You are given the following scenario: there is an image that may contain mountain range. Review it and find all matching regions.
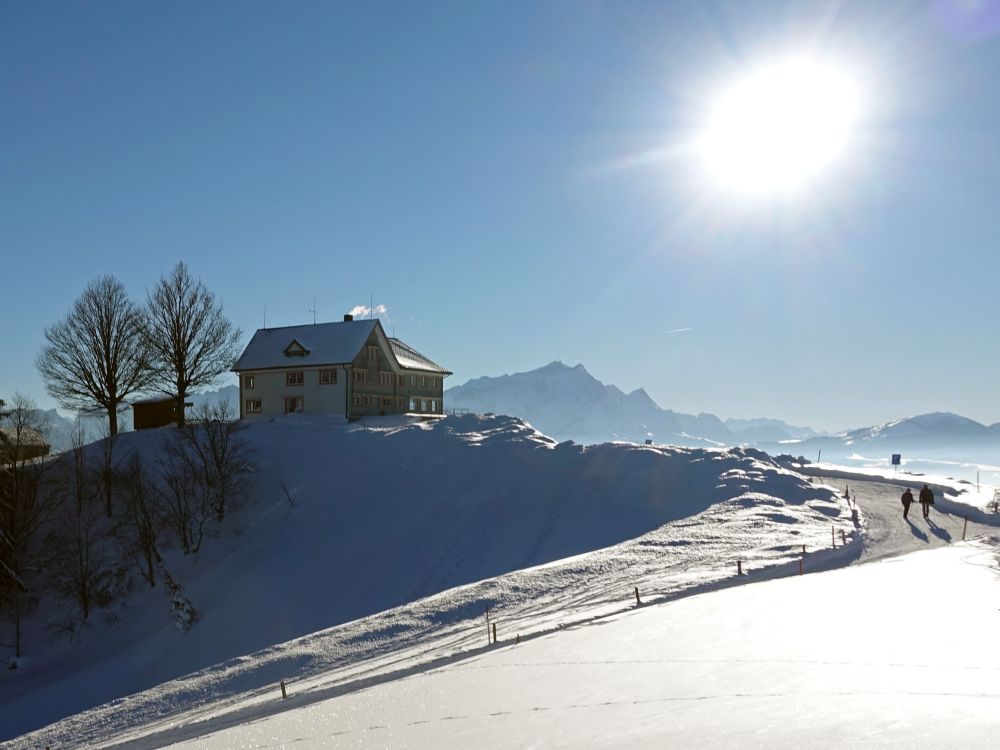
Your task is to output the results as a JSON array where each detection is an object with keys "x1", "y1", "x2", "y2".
[
  {"x1": 444, "y1": 361, "x2": 819, "y2": 446},
  {"x1": 445, "y1": 362, "x2": 1000, "y2": 458}
]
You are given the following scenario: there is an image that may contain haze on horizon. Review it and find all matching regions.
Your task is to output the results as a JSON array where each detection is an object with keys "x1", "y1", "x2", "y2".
[{"x1": 3, "y1": 1, "x2": 1000, "y2": 434}]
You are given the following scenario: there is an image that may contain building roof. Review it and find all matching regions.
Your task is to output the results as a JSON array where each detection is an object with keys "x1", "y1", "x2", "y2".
[
  {"x1": 232, "y1": 319, "x2": 451, "y2": 376},
  {"x1": 233, "y1": 319, "x2": 381, "y2": 371},
  {"x1": 390, "y1": 338, "x2": 452, "y2": 374}
]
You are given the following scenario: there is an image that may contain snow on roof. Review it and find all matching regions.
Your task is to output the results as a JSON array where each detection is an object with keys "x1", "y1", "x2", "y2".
[
  {"x1": 233, "y1": 319, "x2": 379, "y2": 371},
  {"x1": 389, "y1": 337, "x2": 451, "y2": 374},
  {"x1": 131, "y1": 395, "x2": 175, "y2": 405}
]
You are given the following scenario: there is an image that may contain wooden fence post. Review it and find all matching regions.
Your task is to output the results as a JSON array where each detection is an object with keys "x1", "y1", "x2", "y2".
[
  {"x1": 492, "y1": 622, "x2": 497, "y2": 644},
  {"x1": 737, "y1": 560, "x2": 742, "y2": 576},
  {"x1": 634, "y1": 586, "x2": 641, "y2": 605},
  {"x1": 485, "y1": 606, "x2": 491, "y2": 646},
  {"x1": 280, "y1": 680, "x2": 287, "y2": 700},
  {"x1": 832, "y1": 525, "x2": 835, "y2": 548},
  {"x1": 963, "y1": 517, "x2": 968, "y2": 541},
  {"x1": 840, "y1": 529, "x2": 846, "y2": 545}
]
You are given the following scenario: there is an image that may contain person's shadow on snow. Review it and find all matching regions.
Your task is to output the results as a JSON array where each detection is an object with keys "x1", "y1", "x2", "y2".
[
  {"x1": 906, "y1": 519, "x2": 929, "y2": 542},
  {"x1": 927, "y1": 518, "x2": 952, "y2": 543}
]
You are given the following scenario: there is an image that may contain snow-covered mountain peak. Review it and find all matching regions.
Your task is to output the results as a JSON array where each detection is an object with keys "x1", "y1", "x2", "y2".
[
  {"x1": 445, "y1": 363, "x2": 790, "y2": 446},
  {"x1": 626, "y1": 387, "x2": 659, "y2": 409}
]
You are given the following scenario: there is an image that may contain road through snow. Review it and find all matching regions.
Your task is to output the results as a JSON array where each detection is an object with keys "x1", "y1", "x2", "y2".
[{"x1": 815, "y1": 475, "x2": 999, "y2": 563}]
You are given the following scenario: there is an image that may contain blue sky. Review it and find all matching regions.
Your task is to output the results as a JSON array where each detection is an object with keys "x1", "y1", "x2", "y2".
[{"x1": 2, "y1": 1, "x2": 999, "y2": 432}]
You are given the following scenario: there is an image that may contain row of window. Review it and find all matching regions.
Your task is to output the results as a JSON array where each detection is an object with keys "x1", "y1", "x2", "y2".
[
  {"x1": 352, "y1": 395, "x2": 404, "y2": 409},
  {"x1": 245, "y1": 397, "x2": 441, "y2": 414},
  {"x1": 244, "y1": 371, "x2": 442, "y2": 389}
]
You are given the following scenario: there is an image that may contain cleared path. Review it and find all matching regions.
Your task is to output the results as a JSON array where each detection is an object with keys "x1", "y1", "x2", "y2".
[{"x1": 813, "y1": 475, "x2": 999, "y2": 563}]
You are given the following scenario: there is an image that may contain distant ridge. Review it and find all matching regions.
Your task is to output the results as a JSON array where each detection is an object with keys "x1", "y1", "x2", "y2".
[
  {"x1": 445, "y1": 362, "x2": 1000, "y2": 459},
  {"x1": 445, "y1": 361, "x2": 813, "y2": 446}
]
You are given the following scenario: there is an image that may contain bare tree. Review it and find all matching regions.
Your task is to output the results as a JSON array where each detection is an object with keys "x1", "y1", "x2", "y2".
[
  {"x1": 0, "y1": 395, "x2": 56, "y2": 660},
  {"x1": 47, "y1": 421, "x2": 113, "y2": 621},
  {"x1": 157, "y1": 432, "x2": 208, "y2": 554},
  {"x1": 154, "y1": 402, "x2": 251, "y2": 552},
  {"x1": 120, "y1": 456, "x2": 161, "y2": 588},
  {"x1": 35, "y1": 276, "x2": 150, "y2": 437},
  {"x1": 96, "y1": 420, "x2": 124, "y2": 518},
  {"x1": 144, "y1": 262, "x2": 242, "y2": 427},
  {"x1": 188, "y1": 402, "x2": 251, "y2": 522}
]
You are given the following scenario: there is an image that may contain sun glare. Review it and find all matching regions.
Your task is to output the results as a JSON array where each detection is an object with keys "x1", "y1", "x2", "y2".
[{"x1": 700, "y1": 58, "x2": 860, "y2": 195}]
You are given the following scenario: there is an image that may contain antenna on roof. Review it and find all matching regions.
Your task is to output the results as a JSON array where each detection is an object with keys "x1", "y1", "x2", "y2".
[
  {"x1": 369, "y1": 292, "x2": 374, "y2": 319},
  {"x1": 263, "y1": 305, "x2": 267, "y2": 329},
  {"x1": 309, "y1": 295, "x2": 316, "y2": 325}
]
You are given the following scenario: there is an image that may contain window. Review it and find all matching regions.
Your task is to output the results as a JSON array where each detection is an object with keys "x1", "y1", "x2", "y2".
[
  {"x1": 320, "y1": 369, "x2": 337, "y2": 385},
  {"x1": 431, "y1": 399, "x2": 437, "y2": 412},
  {"x1": 244, "y1": 375, "x2": 255, "y2": 390},
  {"x1": 381, "y1": 397, "x2": 392, "y2": 408},
  {"x1": 353, "y1": 369, "x2": 368, "y2": 384},
  {"x1": 410, "y1": 374, "x2": 416, "y2": 386},
  {"x1": 284, "y1": 396, "x2": 304, "y2": 414},
  {"x1": 286, "y1": 371, "x2": 304, "y2": 386},
  {"x1": 397, "y1": 374, "x2": 405, "y2": 387},
  {"x1": 367, "y1": 346, "x2": 378, "y2": 363},
  {"x1": 378, "y1": 371, "x2": 392, "y2": 386},
  {"x1": 409, "y1": 397, "x2": 417, "y2": 411},
  {"x1": 423, "y1": 399, "x2": 430, "y2": 412},
  {"x1": 284, "y1": 340, "x2": 310, "y2": 357},
  {"x1": 245, "y1": 399, "x2": 262, "y2": 414},
  {"x1": 422, "y1": 375, "x2": 427, "y2": 387},
  {"x1": 396, "y1": 397, "x2": 404, "y2": 409},
  {"x1": 352, "y1": 394, "x2": 362, "y2": 407}
]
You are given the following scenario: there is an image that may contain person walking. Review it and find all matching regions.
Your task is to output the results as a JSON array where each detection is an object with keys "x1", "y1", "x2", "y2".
[
  {"x1": 901, "y1": 488, "x2": 914, "y2": 520},
  {"x1": 919, "y1": 483, "x2": 934, "y2": 519}
]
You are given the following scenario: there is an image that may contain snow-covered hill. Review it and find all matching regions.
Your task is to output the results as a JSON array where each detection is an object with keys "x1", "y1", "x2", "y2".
[
  {"x1": 2, "y1": 413, "x2": 852, "y2": 742},
  {"x1": 444, "y1": 361, "x2": 812, "y2": 446},
  {"x1": 842, "y1": 411, "x2": 997, "y2": 445},
  {"x1": 160, "y1": 540, "x2": 1000, "y2": 750}
]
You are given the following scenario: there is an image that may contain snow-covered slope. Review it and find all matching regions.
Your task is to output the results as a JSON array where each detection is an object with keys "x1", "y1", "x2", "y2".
[
  {"x1": 158, "y1": 539, "x2": 1000, "y2": 750},
  {"x1": 843, "y1": 411, "x2": 995, "y2": 445},
  {"x1": 445, "y1": 361, "x2": 811, "y2": 446},
  {"x1": 2, "y1": 413, "x2": 851, "y2": 742}
]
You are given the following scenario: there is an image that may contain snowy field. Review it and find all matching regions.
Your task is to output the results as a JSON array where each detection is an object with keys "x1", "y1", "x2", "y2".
[
  {"x1": 160, "y1": 538, "x2": 1000, "y2": 750},
  {"x1": 2, "y1": 414, "x2": 860, "y2": 746}
]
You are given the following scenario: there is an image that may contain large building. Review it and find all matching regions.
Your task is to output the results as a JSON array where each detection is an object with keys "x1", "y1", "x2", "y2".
[{"x1": 232, "y1": 316, "x2": 451, "y2": 420}]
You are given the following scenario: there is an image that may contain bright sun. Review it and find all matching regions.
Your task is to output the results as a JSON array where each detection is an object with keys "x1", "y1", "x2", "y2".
[{"x1": 700, "y1": 58, "x2": 860, "y2": 195}]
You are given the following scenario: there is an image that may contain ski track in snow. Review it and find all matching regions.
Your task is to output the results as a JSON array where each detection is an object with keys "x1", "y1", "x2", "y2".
[{"x1": 3, "y1": 415, "x2": 998, "y2": 749}]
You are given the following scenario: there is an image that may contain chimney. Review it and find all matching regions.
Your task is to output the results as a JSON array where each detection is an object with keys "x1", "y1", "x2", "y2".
[{"x1": 343, "y1": 313, "x2": 354, "y2": 322}]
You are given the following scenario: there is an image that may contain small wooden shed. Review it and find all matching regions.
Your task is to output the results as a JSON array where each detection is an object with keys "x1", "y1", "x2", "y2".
[{"x1": 132, "y1": 397, "x2": 179, "y2": 430}]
